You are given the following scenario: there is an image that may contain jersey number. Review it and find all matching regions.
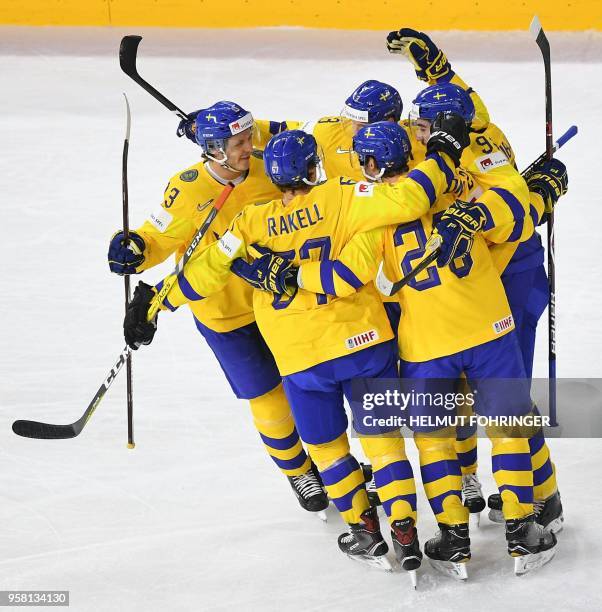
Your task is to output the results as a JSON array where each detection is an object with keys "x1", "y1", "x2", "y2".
[
  {"x1": 272, "y1": 237, "x2": 331, "y2": 310},
  {"x1": 393, "y1": 217, "x2": 473, "y2": 291}
]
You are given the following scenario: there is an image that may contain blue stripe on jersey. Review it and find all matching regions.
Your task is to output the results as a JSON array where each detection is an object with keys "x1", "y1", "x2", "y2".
[
  {"x1": 330, "y1": 482, "x2": 366, "y2": 513},
  {"x1": 533, "y1": 459, "x2": 554, "y2": 486},
  {"x1": 490, "y1": 187, "x2": 525, "y2": 221},
  {"x1": 320, "y1": 455, "x2": 359, "y2": 487},
  {"x1": 163, "y1": 295, "x2": 178, "y2": 312},
  {"x1": 269, "y1": 120, "x2": 286, "y2": 135},
  {"x1": 529, "y1": 204, "x2": 540, "y2": 226},
  {"x1": 382, "y1": 493, "x2": 417, "y2": 516},
  {"x1": 407, "y1": 169, "x2": 436, "y2": 206},
  {"x1": 508, "y1": 217, "x2": 525, "y2": 242},
  {"x1": 333, "y1": 261, "x2": 364, "y2": 289},
  {"x1": 272, "y1": 449, "x2": 309, "y2": 471},
  {"x1": 499, "y1": 484, "x2": 533, "y2": 503},
  {"x1": 373, "y1": 461, "x2": 414, "y2": 488},
  {"x1": 259, "y1": 429, "x2": 300, "y2": 451},
  {"x1": 319, "y1": 260, "x2": 336, "y2": 295},
  {"x1": 428, "y1": 489, "x2": 462, "y2": 515},
  {"x1": 426, "y1": 153, "x2": 455, "y2": 190},
  {"x1": 178, "y1": 273, "x2": 204, "y2": 301},
  {"x1": 492, "y1": 452, "x2": 532, "y2": 473},
  {"x1": 420, "y1": 459, "x2": 461, "y2": 484}
]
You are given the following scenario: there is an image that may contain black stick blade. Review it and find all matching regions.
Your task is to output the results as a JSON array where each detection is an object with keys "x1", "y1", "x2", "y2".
[
  {"x1": 119, "y1": 35, "x2": 142, "y2": 77},
  {"x1": 12, "y1": 419, "x2": 79, "y2": 440}
]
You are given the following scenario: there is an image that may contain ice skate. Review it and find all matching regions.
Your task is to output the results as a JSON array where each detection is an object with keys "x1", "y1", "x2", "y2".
[
  {"x1": 425, "y1": 523, "x2": 470, "y2": 581},
  {"x1": 506, "y1": 514, "x2": 557, "y2": 575},
  {"x1": 338, "y1": 507, "x2": 392, "y2": 571},
  {"x1": 391, "y1": 517, "x2": 422, "y2": 588},
  {"x1": 534, "y1": 491, "x2": 564, "y2": 534},
  {"x1": 462, "y1": 473, "x2": 485, "y2": 526},
  {"x1": 288, "y1": 465, "x2": 329, "y2": 520},
  {"x1": 487, "y1": 493, "x2": 505, "y2": 524}
]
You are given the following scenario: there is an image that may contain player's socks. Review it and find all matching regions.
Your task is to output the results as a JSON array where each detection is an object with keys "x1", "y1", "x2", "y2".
[
  {"x1": 359, "y1": 433, "x2": 417, "y2": 525},
  {"x1": 249, "y1": 384, "x2": 311, "y2": 477},
  {"x1": 338, "y1": 507, "x2": 392, "y2": 571},
  {"x1": 414, "y1": 430, "x2": 467, "y2": 525},
  {"x1": 529, "y1": 428, "x2": 558, "y2": 500},
  {"x1": 454, "y1": 433, "x2": 478, "y2": 475},
  {"x1": 489, "y1": 436, "x2": 534, "y2": 519},
  {"x1": 424, "y1": 523, "x2": 470, "y2": 581},
  {"x1": 506, "y1": 514, "x2": 557, "y2": 575}
]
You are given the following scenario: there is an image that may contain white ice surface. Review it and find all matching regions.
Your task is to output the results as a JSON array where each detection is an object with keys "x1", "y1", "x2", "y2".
[{"x1": 1, "y1": 26, "x2": 601, "y2": 612}]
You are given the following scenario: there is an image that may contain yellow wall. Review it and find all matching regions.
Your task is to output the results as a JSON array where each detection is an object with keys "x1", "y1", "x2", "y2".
[{"x1": 1, "y1": 0, "x2": 600, "y2": 30}]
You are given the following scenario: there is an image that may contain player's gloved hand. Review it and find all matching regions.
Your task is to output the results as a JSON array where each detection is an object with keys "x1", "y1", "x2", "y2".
[
  {"x1": 108, "y1": 231, "x2": 146, "y2": 275},
  {"x1": 426, "y1": 111, "x2": 470, "y2": 167},
  {"x1": 432, "y1": 199, "x2": 486, "y2": 267},
  {"x1": 176, "y1": 109, "x2": 201, "y2": 143},
  {"x1": 124, "y1": 281, "x2": 158, "y2": 350},
  {"x1": 386, "y1": 28, "x2": 451, "y2": 82},
  {"x1": 526, "y1": 158, "x2": 568, "y2": 213},
  {"x1": 232, "y1": 252, "x2": 298, "y2": 296}
]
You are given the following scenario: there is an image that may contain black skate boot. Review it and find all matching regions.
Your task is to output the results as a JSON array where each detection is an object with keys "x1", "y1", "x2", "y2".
[
  {"x1": 506, "y1": 514, "x2": 557, "y2": 575},
  {"x1": 288, "y1": 466, "x2": 329, "y2": 520},
  {"x1": 534, "y1": 491, "x2": 564, "y2": 534},
  {"x1": 360, "y1": 463, "x2": 381, "y2": 507},
  {"x1": 424, "y1": 523, "x2": 470, "y2": 581},
  {"x1": 391, "y1": 517, "x2": 422, "y2": 588},
  {"x1": 487, "y1": 493, "x2": 504, "y2": 524},
  {"x1": 338, "y1": 507, "x2": 392, "y2": 571},
  {"x1": 462, "y1": 473, "x2": 486, "y2": 526},
  {"x1": 490, "y1": 491, "x2": 564, "y2": 534}
]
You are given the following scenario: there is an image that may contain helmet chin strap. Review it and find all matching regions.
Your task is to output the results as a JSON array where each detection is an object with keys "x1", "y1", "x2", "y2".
[
  {"x1": 361, "y1": 165, "x2": 385, "y2": 182},
  {"x1": 302, "y1": 160, "x2": 327, "y2": 187}
]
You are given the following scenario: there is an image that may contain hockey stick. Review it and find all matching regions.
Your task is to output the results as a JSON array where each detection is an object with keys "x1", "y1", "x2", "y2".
[
  {"x1": 119, "y1": 35, "x2": 189, "y2": 121},
  {"x1": 383, "y1": 125, "x2": 578, "y2": 297},
  {"x1": 12, "y1": 183, "x2": 235, "y2": 440},
  {"x1": 122, "y1": 93, "x2": 135, "y2": 450},
  {"x1": 530, "y1": 15, "x2": 558, "y2": 426}
]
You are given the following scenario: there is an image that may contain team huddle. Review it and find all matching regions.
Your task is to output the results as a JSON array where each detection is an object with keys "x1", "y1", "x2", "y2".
[{"x1": 108, "y1": 28, "x2": 568, "y2": 584}]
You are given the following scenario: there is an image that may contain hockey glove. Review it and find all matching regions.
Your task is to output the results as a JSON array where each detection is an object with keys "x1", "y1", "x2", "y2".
[
  {"x1": 124, "y1": 281, "x2": 158, "y2": 350},
  {"x1": 176, "y1": 109, "x2": 201, "y2": 143},
  {"x1": 432, "y1": 199, "x2": 486, "y2": 267},
  {"x1": 108, "y1": 231, "x2": 146, "y2": 275},
  {"x1": 526, "y1": 158, "x2": 568, "y2": 214},
  {"x1": 386, "y1": 28, "x2": 451, "y2": 82},
  {"x1": 232, "y1": 252, "x2": 298, "y2": 296},
  {"x1": 426, "y1": 111, "x2": 470, "y2": 167}
]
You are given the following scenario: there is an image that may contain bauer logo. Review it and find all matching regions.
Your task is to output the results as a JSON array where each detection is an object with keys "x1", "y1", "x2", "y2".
[
  {"x1": 355, "y1": 182, "x2": 374, "y2": 197},
  {"x1": 345, "y1": 329, "x2": 379, "y2": 350},
  {"x1": 229, "y1": 112, "x2": 254, "y2": 135},
  {"x1": 493, "y1": 314, "x2": 514, "y2": 334},
  {"x1": 476, "y1": 151, "x2": 508, "y2": 173},
  {"x1": 148, "y1": 208, "x2": 173, "y2": 233}
]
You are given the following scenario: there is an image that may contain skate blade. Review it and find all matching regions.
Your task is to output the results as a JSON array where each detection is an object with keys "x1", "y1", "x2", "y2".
[
  {"x1": 513, "y1": 548, "x2": 556, "y2": 575},
  {"x1": 408, "y1": 569, "x2": 418, "y2": 589},
  {"x1": 545, "y1": 515, "x2": 564, "y2": 535},
  {"x1": 488, "y1": 509, "x2": 505, "y2": 524},
  {"x1": 346, "y1": 553, "x2": 393, "y2": 572},
  {"x1": 316, "y1": 510, "x2": 328, "y2": 522},
  {"x1": 470, "y1": 512, "x2": 481, "y2": 528},
  {"x1": 428, "y1": 558, "x2": 468, "y2": 581}
]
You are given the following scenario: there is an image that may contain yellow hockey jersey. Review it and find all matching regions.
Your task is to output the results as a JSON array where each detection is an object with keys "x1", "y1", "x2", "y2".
[
  {"x1": 297, "y1": 184, "x2": 518, "y2": 362},
  {"x1": 134, "y1": 140, "x2": 281, "y2": 332},
  {"x1": 160, "y1": 153, "x2": 457, "y2": 375}
]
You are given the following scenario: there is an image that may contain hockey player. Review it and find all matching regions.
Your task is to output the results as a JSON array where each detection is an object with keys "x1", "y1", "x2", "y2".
[
  {"x1": 386, "y1": 27, "x2": 564, "y2": 530},
  {"x1": 249, "y1": 121, "x2": 565, "y2": 578},
  {"x1": 120, "y1": 117, "x2": 470, "y2": 577},
  {"x1": 107, "y1": 101, "x2": 329, "y2": 516}
]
